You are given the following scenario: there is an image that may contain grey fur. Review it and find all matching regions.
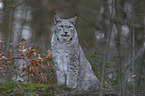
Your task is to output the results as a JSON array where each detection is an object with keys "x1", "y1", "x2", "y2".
[{"x1": 51, "y1": 15, "x2": 100, "y2": 90}]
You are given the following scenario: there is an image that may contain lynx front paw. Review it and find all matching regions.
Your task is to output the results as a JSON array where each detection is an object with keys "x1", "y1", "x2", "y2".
[
  {"x1": 66, "y1": 77, "x2": 77, "y2": 89},
  {"x1": 56, "y1": 71, "x2": 65, "y2": 85}
]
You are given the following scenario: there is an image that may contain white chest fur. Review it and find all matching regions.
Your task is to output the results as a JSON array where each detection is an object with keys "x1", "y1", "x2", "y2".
[{"x1": 53, "y1": 49, "x2": 69, "y2": 75}]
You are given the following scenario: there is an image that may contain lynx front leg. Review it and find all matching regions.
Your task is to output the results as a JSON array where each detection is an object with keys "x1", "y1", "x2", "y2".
[
  {"x1": 66, "y1": 66, "x2": 78, "y2": 88},
  {"x1": 52, "y1": 52, "x2": 66, "y2": 85},
  {"x1": 66, "y1": 56, "x2": 79, "y2": 88}
]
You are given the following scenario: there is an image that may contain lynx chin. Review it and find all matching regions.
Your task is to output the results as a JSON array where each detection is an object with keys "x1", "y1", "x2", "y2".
[{"x1": 51, "y1": 15, "x2": 100, "y2": 90}]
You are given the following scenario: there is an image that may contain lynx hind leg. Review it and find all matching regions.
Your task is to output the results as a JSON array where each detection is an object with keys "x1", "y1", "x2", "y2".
[
  {"x1": 56, "y1": 70, "x2": 65, "y2": 85},
  {"x1": 82, "y1": 73, "x2": 100, "y2": 90}
]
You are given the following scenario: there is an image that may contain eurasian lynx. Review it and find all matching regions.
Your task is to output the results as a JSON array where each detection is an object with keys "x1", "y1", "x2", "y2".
[{"x1": 51, "y1": 15, "x2": 100, "y2": 90}]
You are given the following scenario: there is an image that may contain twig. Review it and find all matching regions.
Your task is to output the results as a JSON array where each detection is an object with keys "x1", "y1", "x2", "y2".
[
  {"x1": 99, "y1": 0, "x2": 114, "y2": 96},
  {"x1": 7, "y1": 4, "x2": 13, "y2": 51},
  {"x1": 18, "y1": 0, "x2": 28, "y2": 42},
  {"x1": 132, "y1": 6, "x2": 136, "y2": 96}
]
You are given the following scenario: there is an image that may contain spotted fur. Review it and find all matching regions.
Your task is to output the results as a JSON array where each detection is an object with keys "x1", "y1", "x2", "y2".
[{"x1": 51, "y1": 15, "x2": 100, "y2": 90}]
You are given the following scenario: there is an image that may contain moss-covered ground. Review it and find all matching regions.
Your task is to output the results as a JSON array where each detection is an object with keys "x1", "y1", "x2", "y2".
[
  {"x1": 0, "y1": 82, "x2": 59, "y2": 96},
  {"x1": 0, "y1": 82, "x2": 85, "y2": 96},
  {"x1": 1, "y1": 82, "x2": 144, "y2": 96}
]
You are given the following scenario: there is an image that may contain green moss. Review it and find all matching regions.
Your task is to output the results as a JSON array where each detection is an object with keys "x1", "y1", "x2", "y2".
[
  {"x1": 0, "y1": 82, "x2": 15, "y2": 93},
  {"x1": 0, "y1": 82, "x2": 87, "y2": 96},
  {"x1": 22, "y1": 83, "x2": 51, "y2": 91},
  {"x1": 0, "y1": 82, "x2": 57, "y2": 95}
]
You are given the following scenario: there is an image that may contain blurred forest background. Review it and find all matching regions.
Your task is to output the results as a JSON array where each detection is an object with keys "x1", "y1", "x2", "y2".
[{"x1": 0, "y1": 0, "x2": 145, "y2": 95}]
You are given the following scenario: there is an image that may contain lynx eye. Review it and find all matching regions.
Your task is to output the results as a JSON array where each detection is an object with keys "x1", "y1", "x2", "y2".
[
  {"x1": 68, "y1": 26, "x2": 72, "y2": 28},
  {"x1": 58, "y1": 26, "x2": 63, "y2": 30},
  {"x1": 60, "y1": 25, "x2": 64, "y2": 28}
]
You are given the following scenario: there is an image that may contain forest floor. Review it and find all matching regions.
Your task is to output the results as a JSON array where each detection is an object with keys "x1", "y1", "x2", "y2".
[
  {"x1": 57, "y1": 89, "x2": 145, "y2": 96},
  {"x1": 0, "y1": 82, "x2": 145, "y2": 96}
]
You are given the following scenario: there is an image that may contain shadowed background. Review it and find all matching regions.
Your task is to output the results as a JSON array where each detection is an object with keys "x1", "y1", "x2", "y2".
[{"x1": 0, "y1": 0, "x2": 145, "y2": 95}]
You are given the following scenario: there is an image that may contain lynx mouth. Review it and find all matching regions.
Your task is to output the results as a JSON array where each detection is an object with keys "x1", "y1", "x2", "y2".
[{"x1": 61, "y1": 34, "x2": 69, "y2": 37}]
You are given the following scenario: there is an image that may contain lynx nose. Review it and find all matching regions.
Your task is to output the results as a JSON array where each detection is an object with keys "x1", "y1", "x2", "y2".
[{"x1": 64, "y1": 32, "x2": 68, "y2": 35}]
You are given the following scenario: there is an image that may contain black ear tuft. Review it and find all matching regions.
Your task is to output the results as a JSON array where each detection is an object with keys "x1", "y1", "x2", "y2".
[{"x1": 54, "y1": 15, "x2": 61, "y2": 24}]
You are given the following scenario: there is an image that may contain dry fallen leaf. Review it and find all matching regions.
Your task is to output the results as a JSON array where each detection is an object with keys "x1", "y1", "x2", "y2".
[
  {"x1": 9, "y1": 5, "x2": 16, "y2": 8},
  {"x1": 21, "y1": 39, "x2": 26, "y2": 42},
  {"x1": 131, "y1": 75, "x2": 136, "y2": 79}
]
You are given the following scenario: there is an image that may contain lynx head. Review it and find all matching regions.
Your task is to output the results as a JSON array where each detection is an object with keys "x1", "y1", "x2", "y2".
[{"x1": 53, "y1": 15, "x2": 77, "y2": 42}]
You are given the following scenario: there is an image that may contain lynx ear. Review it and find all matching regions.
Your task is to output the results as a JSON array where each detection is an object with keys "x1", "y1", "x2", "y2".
[
  {"x1": 54, "y1": 15, "x2": 61, "y2": 24},
  {"x1": 69, "y1": 16, "x2": 77, "y2": 25}
]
